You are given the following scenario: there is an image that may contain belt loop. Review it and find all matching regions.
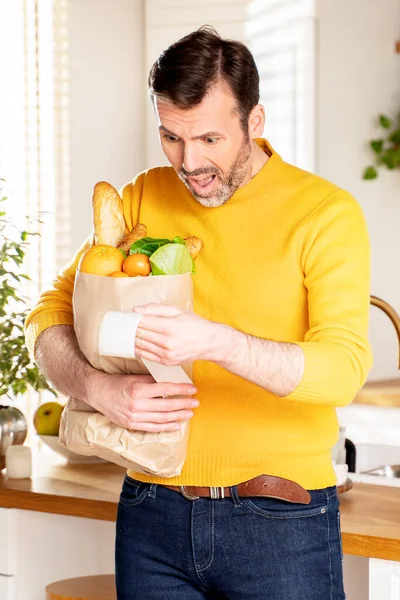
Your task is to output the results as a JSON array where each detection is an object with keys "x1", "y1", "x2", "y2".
[
  {"x1": 230, "y1": 485, "x2": 242, "y2": 508},
  {"x1": 147, "y1": 484, "x2": 157, "y2": 499}
]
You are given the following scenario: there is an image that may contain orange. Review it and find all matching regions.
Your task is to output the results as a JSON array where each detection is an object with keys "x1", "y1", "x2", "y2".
[
  {"x1": 122, "y1": 254, "x2": 151, "y2": 277},
  {"x1": 109, "y1": 271, "x2": 130, "y2": 278},
  {"x1": 78, "y1": 245, "x2": 125, "y2": 276}
]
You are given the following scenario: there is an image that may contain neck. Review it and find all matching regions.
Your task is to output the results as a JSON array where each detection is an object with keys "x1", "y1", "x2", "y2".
[
  {"x1": 251, "y1": 139, "x2": 269, "y2": 177},
  {"x1": 240, "y1": 139, "x2": 269, "y2": 188}
]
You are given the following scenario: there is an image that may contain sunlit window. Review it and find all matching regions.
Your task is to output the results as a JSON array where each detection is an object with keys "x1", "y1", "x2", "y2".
[{"x1": 0, "y1": 0, "x2": 70, "y2": 441}]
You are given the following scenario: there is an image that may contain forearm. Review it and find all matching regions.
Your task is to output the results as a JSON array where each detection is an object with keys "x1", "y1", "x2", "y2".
[
  {"x1": 214, "y1": 325, "x2": 304, "y2": 397},
  {"x1": 34, "y1": 324, "x2": 97, "y2": 401}
]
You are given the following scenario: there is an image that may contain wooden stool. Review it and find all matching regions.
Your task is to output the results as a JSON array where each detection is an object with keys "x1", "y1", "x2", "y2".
[{"x1": 45, "y1": 574, "x2": 116, "y2": 600}]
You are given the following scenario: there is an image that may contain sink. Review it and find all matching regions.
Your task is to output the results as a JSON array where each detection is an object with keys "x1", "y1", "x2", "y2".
[
  {"x1": 355, "y1": 443, "x2": 400, "y2": 473},
  {"x1": 361, "y1": 464, "x2": 400, "y2": 478}
]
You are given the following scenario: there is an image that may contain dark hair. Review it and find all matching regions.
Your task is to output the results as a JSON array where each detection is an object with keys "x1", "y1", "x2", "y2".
[{"x1": 148, "y1": 25, "x2": 260, "y2": 131}]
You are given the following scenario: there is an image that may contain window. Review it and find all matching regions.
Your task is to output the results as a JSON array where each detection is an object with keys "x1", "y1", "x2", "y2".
[{"x1": 0, "y1": 0, "x2": 70, "y2": 441}]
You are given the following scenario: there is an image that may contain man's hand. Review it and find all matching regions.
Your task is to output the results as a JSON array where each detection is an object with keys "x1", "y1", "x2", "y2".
[
  {"x1": 132, "y1": 303, "x2": 304, "y2": 398},
  {"x1": 85, "y1": 370, "x2": 199, "y2": 432},
  {"x1": 134, "y1": 304, "x2": 227, "y2": 365}
]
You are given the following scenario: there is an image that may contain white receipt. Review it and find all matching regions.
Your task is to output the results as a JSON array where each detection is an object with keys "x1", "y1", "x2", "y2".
[
  {"x1": 98, "y1": 311, "x2": 193, "y2": 384},
  {"x1": 98, "y1": 311, "x2": 141, "y2": 359}
]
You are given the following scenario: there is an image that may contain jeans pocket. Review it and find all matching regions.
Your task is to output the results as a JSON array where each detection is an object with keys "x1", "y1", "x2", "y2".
[
  {"x1": 119, "y1": 475, "x2": 152, "y2": 507},
  {"x1": 242, "y1": 496, "x2": 328, "y2": 519}
]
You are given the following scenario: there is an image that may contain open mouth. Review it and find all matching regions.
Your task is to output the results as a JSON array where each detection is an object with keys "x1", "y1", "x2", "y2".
[{"x1": 187, "y1": 174, "x2": 218, "y2": 195}]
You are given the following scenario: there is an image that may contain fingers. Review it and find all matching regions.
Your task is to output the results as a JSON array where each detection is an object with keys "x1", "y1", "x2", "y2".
[
  {"x1": 129, "y1": 374, "x2": 155, "y2": 384},
  {"x1": 133, "y1": 382, "x2": 197, "y2": 398},
  {"x1": 129, "y1": 409, "x2": 194, "y2": 424},
  {"x1": 131, "y1": 396, "x2": 199, "y2": 412},
  {"x1": 133, "y1": 303, "x2": 181, "y2": 317}
]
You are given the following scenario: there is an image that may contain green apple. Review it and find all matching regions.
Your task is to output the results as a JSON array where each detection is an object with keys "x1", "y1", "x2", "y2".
[{"x1": 33, "y1": 402, "x2": 64, "y2": 436}]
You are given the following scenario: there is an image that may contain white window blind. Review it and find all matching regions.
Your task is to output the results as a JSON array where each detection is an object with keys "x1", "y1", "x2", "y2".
[{"x1": 0, "y1": 0, "x2": 70, "y2": 433}]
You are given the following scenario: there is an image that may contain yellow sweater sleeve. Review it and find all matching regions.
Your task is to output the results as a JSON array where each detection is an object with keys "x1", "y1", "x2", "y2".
[
  {"x1": 24, "y1": 173, "x2": 146, "y2": 359},
  {"x1": 24, "y1": 234, "x2": 93, "y2": 358},
  {"x1": 286, "y1": 191, "x2": 373, "y2": 407}
]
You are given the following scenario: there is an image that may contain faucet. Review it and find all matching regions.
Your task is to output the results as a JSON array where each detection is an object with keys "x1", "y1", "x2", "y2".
[{"x1": 370, "y1": 295, "x2": 400, "y2": 368}]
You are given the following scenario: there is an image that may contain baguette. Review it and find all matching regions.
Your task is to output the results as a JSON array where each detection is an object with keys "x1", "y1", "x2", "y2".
[
  {"x1": 92, "y1": 181, "x2": 125, "y2": 247},
  {"x1": 117, "y1": 224, "x2": 148, "y2": 253}
]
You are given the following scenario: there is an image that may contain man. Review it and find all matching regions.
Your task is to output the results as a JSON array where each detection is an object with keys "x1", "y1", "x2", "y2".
[{"x1": 25, "y1": 26, "x2": 372, "y2": 599}]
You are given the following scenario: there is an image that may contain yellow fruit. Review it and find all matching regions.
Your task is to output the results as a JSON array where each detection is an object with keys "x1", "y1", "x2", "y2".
[
  {"x1": 78, "y1": 245, "x2": 124, "y2": 276},
  {"x1": 33, "y1": 402, "x2": 64, "y2": 436},
  {"x1": 122, "y1": 254, "x2": 151, "y2": 277},
  {"x1": 109, "y1": 271, "x2": 130, "y2": 278}
]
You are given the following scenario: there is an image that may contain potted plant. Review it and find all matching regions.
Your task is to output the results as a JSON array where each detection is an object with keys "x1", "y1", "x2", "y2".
[
  {"x1": 363, "y1": 113, "x2": 400, "y2": 179},
  {"x1": 0, "y1": 180, "x2": 56, "y2": 469}
]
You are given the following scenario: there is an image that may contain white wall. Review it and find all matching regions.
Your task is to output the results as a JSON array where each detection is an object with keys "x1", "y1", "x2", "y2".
[
  {"x1": 66, "y1": 0, "x2": 400, "y2": 382},
  {"x1": 316, "y1": 0, "x2": 400, "y2": 381},
  {"x1": 68, "y1": 0, "x2": 145, "y2": 251}
]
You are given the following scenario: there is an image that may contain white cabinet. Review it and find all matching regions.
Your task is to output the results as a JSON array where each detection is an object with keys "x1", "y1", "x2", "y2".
[
  {"x1": 0, "y1": 508, "x2": 115, "y2": 600},
  {"x1": 0, "y1": 508, "x2": 17, "y2": 575},
  {"x1": 369, "y1": 559, "x2": 400, "y2": 600}
]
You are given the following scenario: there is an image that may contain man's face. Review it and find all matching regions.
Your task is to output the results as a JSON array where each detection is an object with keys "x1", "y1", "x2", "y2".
[{"x1": 155, "y1": 81, "x2": 253, "y2": 207}]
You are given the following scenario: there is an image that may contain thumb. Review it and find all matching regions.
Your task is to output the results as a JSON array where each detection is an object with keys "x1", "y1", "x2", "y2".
[{"x1": 132, "y1": 303, "x2": 181, "y2": 317}]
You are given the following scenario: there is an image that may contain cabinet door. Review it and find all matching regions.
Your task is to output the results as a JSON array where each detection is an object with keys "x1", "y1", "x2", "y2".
[
  {"x1": 0, "y1": 508, "x2": 17, "y2": 575},
  {"x1": 369, "y1": 558, "x2": 400, "y2": 600},
  {"x1": 0, "y1": 575, "x2": 16, "y2": 600}
]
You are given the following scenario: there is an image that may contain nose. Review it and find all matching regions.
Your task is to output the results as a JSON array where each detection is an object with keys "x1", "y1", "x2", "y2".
[{"x1": 182, "y1": 143, "x2": 204, "y2": 174}]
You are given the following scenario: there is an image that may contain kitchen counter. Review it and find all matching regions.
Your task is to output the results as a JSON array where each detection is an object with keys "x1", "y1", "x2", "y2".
[
  {"x1": 353, "y1": 378, "x2": 400, "y2": 407},
  {"x1": 1, "y1": 456, "x2": 400, "y2": 562}
]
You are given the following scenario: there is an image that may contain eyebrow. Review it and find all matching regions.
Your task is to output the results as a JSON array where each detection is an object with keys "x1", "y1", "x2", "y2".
[{"x1": 159, "y1": 125, "x2": 224, "y2": 140}]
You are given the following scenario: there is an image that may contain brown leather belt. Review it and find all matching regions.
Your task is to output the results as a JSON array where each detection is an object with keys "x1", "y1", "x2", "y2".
[{"x1": 163, "y1": 474, "x2": 311, "y2": 504}]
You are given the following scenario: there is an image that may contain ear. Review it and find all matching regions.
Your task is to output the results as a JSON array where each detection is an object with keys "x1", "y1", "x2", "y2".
[{"x1": 248, "y1": 104, "x2": 265, "y2": 139}]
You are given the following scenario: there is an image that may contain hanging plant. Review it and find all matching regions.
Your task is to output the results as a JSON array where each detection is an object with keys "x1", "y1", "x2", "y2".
[{"x1": 363, "y1": 113, "x2": 400, "y2": 180}]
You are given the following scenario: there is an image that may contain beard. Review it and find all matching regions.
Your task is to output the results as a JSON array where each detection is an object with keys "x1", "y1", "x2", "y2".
[{"x1": 178, "y1": 137, "x2": 252, "y2": 208}]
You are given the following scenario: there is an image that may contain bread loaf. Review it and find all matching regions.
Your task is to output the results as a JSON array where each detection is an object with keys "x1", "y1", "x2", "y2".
[
  {"x1": 92, "y1": 182, "x2": 126, "y2": 247},
  {"x1": 117, "y1": 224, "x2": 148, "y2": 253}
]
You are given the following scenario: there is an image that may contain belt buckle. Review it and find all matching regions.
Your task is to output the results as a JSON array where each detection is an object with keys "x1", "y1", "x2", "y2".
[
  {"x1": 179, "y1": 486, "x2": 200, "y2": 501},
  {"x1": 179, "y1": 486, "x2": 226, "y2": 500},
  {"x1": 210, "y1": 486, "x2": 225, "y2": 499}
]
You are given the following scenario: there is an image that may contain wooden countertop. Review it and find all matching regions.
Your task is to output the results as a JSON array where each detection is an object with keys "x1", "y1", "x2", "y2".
[
  {"x1": 353, "y1": 378, "x2": 400, "y2": 407},
  {"x1": 1, "y1": 458, "x2": 400, "y2": 562}
]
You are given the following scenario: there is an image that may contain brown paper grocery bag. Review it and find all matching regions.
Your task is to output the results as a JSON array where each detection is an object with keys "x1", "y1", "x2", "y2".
[{"x1": 58, "y1": 271, "x2": 193, "y2": 477}]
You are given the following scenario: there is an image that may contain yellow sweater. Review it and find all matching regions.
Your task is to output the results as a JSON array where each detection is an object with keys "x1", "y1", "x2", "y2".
[{"x1": 25, "y1": 139, "x2": 372, "y2": 490}]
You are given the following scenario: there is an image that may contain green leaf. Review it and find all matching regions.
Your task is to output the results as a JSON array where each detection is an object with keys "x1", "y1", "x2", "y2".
[
  {"x1": 119, "y1": 249, "x2": 127, "y2": 259},
  {"x1": 380, "y1": 114, "x2": 392, "y2": 129},
  {"x1": 172, "y1": 236, "x2": 185, "y2": 245},
  {"x1": 20, "y1": 231, "x2": 28, "y2": 241},
  {"x1": 380, "y1": 148, "x2": 400, "y2": 169},
  {"x1": 370, "y1": 139, "x2": 384, "y2": 154},
  {"x1": 389, "y1": 129, "x2": 400, "y2": 144},
  {"x1": 129, "y1": 237, "x2": 172, "y2": 257},
  {"x1": 363, "y1": 166, "x2": 378, "y2": 180}
]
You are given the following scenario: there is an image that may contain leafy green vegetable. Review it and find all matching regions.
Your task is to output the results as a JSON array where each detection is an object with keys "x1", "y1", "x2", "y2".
[
  {"x1": 129, "y1": 237, "x2": 171, "y2": 257},
  {"x1": 150, "y1": 243, "x2": 194, "y2": 276},
  {"x1": 172, "y1": 236, "x2": 185, "y2": 245}
]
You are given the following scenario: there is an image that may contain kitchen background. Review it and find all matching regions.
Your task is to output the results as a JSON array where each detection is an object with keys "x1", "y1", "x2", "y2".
[{"x1": 1, "y1": 1, "x2": 400, "y2": 442}]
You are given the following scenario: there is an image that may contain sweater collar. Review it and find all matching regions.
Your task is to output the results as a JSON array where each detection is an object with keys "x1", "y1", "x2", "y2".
[{"x1": 230, "y1": 138, "x2": 282, "y2": 202}]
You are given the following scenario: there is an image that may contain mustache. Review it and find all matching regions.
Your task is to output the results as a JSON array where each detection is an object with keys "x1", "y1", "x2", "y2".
[{"x1": 179, "y1": 167, "x2": 220, "y2": 178}]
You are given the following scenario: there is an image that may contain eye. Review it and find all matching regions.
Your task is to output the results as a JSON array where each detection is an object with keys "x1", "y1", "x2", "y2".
[
  {"x1": 204, "y1": 137, "x2": 219, "y2": 145},
  {"x1": 162, "y1": 134, "x2": 180, "y2": 143}
]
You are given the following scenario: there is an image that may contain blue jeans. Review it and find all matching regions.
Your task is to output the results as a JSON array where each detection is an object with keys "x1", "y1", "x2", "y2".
[{"x1": 115, "y1": 475, "x2": 345, "y2": 599}]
